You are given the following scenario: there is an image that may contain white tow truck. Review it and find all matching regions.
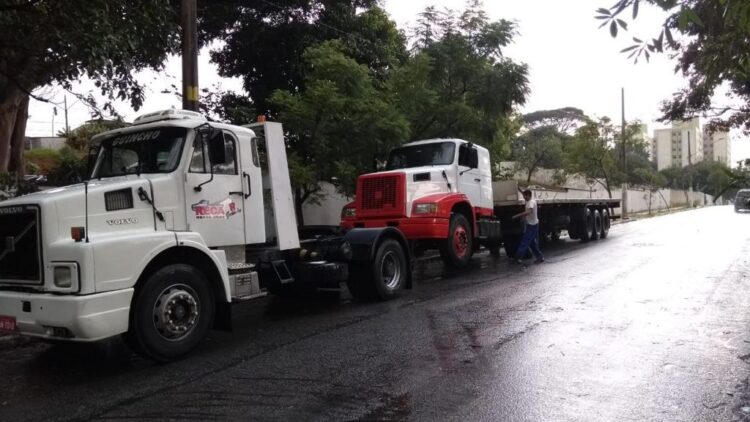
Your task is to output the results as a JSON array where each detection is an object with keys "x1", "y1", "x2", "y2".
[{"x1": 0, "y1": 109, "x2": 412, "y2": 361}]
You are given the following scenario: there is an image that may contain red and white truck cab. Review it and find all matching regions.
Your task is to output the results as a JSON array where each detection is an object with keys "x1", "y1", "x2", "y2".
[{"x1": 341, "y1": 139, "x2": 502, "y2": 268}]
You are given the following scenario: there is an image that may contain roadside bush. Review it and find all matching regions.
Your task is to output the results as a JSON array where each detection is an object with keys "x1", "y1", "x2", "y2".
[
  {"x1": 0, "y1": 173, "x2": 39, "y2": 200},
  {"x1": 47, "y1": 147, "x2": 87, "y2": 185},
  {"x1": 25, "y1": 148, "x2": 61, "y2": 175}
]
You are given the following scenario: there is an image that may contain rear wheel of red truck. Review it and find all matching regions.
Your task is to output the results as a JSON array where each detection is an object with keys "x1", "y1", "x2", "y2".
[
  {"x1": 124, "y1": 264, "x2": 215, "y2": 362},
  {"x1": 440, "y1": 213, "x2": 473, "y2": 268},
  {"x1": 347, "y1": 239, "x2": 407, "y2": 301}
]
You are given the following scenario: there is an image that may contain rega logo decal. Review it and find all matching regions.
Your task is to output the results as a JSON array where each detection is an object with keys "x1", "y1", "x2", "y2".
[{"x1": 191, "y1": 198, "x2": 240, "y2": 219}]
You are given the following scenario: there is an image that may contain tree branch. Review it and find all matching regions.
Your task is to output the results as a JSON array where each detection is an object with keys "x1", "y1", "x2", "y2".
[{"x1": 0, "y1": 0, "x2": 42, "y2": 12}]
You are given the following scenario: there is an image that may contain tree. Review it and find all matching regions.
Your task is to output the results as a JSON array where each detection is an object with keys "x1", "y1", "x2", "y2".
[
  {"x1": 596, "y1": 1, "x2": 750, "y2": 132},
  {"x1": 633, "y1": 167, "x2": 667, "y2": 214},
  {"x1": 62, "y1": 119, "x2": 129, "y2": 151},
  {"x1": 0, "y1": 1, "x2": 181, "y2": 176},
  {"x1": 565, "y1": 118, "x2": 623, "y2": 198},
  {"x1": 202, "y1": 1, "x2": 406, "y2": 116},
  {"x1": 270, "y1": 41, "x2": 409, "y2": 225},
  {"x1": 521, "y1": 107, "x2": 591, "y2": 135},
  {"x1": 402, "y1": 1, "x2": 529, "y2": 161},
  {"x1": 512, "y1": 126, "x2": 564, "y2": 183}
]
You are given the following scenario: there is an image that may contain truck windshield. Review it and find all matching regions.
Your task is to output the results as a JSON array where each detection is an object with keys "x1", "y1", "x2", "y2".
[
  {"x1": 386, "y1": 142, "x2": 456, "y2": 170},
  {"x1": 737, "y1": 191, "x2": 750, "y2": 198},
  {"x1": 91, "y1": 127, "x2": 188, "y2": 178}
]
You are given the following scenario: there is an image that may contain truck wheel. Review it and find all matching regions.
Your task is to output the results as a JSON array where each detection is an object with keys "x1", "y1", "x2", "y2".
[
  {"x1": 125, "y1": 264, "x2": 215, "y2": 362},
  {"x1": 439, "y1": 213, "x2": 473, "y2": 268},
  {"x1": 600, "y1": 209, "x2": 610, "y2": 239},
  {"x1": 347, "y1": 238, "x2": 407, "y2": 302},
  {"x1": 591, "y1": 209, "x2": 602, "y2": 241},
  {"x1": 579, "y1": 208, "x2": 594, "y2": 242}
]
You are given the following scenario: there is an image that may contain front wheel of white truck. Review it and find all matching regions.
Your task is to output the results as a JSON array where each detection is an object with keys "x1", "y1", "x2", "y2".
[{"x1": 124, "y1": 264, "x2": 215, "y2": 362}]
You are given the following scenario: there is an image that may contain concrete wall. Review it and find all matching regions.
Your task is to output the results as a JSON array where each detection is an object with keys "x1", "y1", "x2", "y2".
[
  {"x1": 301, "y1": 182, "x2": 351, "y2": 226},
  {"x1": 299, "y1": 168, "x2": 715, "y2": 226}
]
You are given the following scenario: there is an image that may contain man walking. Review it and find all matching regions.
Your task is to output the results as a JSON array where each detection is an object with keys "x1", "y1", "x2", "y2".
[{"x1": 512, "y1": 189, "x2": 544, "y2": 264}]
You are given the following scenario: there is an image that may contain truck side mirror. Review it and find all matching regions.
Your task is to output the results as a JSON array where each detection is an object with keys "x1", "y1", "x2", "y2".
[{"x1": 207, "y1": 132, "x2": 227, "y2": 165}]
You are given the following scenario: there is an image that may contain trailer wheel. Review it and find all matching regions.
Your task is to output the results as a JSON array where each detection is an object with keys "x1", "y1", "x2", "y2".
[
  {"x1": 579, "y1": 208, "x2": 594, "y2": 242},
  {"x1": 439, "y1": 213, "x2": 473, "y2": 268},
  {"x1": 347, "y1": 239, "x2": 407, "y2": 302},
  {"x1": 591, "y1": 209, "x2": 602, "y2": 241},
  {"x1": 600, "y1": 209, "x2": 610, "y2": 239},
  {"x1": 124, "y1": 264, "x2": 215, "y2": 362}
]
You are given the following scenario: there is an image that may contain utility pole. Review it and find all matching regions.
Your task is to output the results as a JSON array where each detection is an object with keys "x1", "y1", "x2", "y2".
[
  {"x1": 621, "y1": 87, "x2": 628, "y2": 219},
  {"x1": 687, "y1": 130, "x2": 694, "y2": 207},
  {"x1": 181, "y1": 0, "x2": 199, "y2": 111},
  {"x1": 64, "y1": 96, "x2": 69, "y2": 134}
]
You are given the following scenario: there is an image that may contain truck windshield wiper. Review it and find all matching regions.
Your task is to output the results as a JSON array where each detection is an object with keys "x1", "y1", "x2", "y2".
[{"x1": 442, "y1": 170, "x2": 452, "y2": 192}]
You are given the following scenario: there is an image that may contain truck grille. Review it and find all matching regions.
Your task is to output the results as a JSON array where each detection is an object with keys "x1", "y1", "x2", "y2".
[
  {"x1": 0, "y1": 205, "x2": 43, "y2": 284},
  {"x1": 356, "y1": 173, "x2": 406, "y2": 218}
]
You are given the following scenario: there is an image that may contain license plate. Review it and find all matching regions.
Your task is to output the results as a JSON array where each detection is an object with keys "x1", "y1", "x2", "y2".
[{"x1": 0, "y1": 315, "x2": 17, "y2": 332}]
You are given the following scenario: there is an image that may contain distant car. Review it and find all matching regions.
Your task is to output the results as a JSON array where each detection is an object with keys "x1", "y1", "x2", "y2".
[{"x1": 735, "y1": 189, "x2": 750, "y2": 212}]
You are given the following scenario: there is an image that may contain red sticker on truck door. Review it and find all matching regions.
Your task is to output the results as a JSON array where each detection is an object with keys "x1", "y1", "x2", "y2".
[{"x1": 191, "y1": 198, "x2": 241, "y2": 219}]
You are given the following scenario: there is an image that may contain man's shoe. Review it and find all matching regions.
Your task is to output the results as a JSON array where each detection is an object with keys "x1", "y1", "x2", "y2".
[
  {"x1": 514, "y1": 259, "x2": 524, "y2": 264},
  {"x1": 534, "y1": 258, "x2": 545, "y2": 264}
]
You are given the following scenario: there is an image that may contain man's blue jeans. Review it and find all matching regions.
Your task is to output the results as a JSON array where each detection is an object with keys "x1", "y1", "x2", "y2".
[{"x1": 515, "y1": 223, "x2": 543, "y2": 260}]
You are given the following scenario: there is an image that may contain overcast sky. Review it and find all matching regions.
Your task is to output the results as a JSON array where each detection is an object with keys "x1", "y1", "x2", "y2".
[{"x1": 25, "y1": 0, "x2": 750, "y2": 164}]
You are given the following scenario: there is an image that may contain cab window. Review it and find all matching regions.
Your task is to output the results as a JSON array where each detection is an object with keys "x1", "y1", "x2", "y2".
[{"x1": 189, "y1": 132, "x2": 238, "y2": 175}]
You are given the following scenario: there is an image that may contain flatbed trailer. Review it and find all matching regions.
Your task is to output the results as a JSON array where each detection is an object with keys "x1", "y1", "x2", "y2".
[{"x1": 491, "y1": 181, "x2": 621, "y2": 256}]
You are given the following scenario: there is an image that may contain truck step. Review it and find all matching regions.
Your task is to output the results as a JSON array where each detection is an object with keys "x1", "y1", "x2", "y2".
[
  {"x1": 232, "y1": 289, "x2": 268, "y2": 302},
  {"x1": 227, "y1": 262, "x2": 255, "y2": 275},
  {"x1": 272, "y1": 260, "x2": 295, "y2": 284}
]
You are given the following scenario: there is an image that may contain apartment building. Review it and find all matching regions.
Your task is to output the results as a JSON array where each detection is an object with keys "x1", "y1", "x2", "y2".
[
  {"x1": 651, "y1": 118, "x2": 704, "y2": 171},
  {"x1": 703, "y1": 129, "x2": 731, "y2": 165}
]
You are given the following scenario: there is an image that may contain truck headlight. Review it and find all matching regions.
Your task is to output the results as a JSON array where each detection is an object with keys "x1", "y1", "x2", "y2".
[
  {"x1": 53, "y1": 266, "x2": 72, "y2": 288},
  {"x1": 342, "y1": 207, "x2": 356, "y2": 218},
  {"x1": 413, "y1": 203, "x2": 438, "y2": 214}
]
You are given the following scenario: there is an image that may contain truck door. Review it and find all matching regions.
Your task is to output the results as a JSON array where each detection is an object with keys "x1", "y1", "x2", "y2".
[
  {"x1": 237, "y1": 133, "x2": 266, "y2": 244},
  {"x1": 184, "y1": 130, "x2": 246, "y2": 247},
  {"x1": 457, "y1": 143, "x2": 481, "y2": 206}
]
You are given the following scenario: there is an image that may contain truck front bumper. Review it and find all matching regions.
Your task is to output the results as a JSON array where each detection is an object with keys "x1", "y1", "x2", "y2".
[
  {"x1": 341, "y1": 217, "x2": 449, "y2": 239},
  {"x1": 0, "y1": 288, "x2": 133, "y2": 342}
]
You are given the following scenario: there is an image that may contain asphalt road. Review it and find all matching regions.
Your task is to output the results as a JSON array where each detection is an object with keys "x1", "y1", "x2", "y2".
[{"x1": 2, "y1": 206, "x2": 750, "y2": 421}]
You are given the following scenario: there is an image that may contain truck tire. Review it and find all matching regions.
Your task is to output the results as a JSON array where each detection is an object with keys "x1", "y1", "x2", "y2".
[
  {"x1": 439, "y1": 213, "x2": 473, "y2": 268},
  {"x1": 124, "y1": 264, "x2": 215, "y2": 362},
  {"x1": 347, "y1": 238, "x2": 407, "y2": 302},
  {"x1": 578, "y1": 208, "x2": 594, "y2": 242},
  {"x1": 600, "y1": 209, "x2": 610, "y2": 239},
  {"x1": 591, "y1": 209, "x2": 602, "y2": 241}
]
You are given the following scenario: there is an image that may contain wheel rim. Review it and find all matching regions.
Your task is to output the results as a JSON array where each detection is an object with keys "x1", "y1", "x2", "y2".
[
  {"x1": 453, "y1": 225, "x2": 469, "y2": 258},
  {"x1": 379, "y1": 251, "x2": 402, "y2": 290},
  {"x1": 153, "y1": 284, "x2": 200, "y2": 341}
]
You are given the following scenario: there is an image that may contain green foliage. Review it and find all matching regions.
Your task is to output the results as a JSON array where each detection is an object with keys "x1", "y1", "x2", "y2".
[
  {"x1": 596, "y1": 0, "x2": 750, "y2": 132},
  {"x1": 660, "y1": 160, "x2": 736, "y2": 200},
  {"x1": 47, "y1": 147, "x2": 87, "y2": 185},
  {"x1": 24, "y1": 149, "x2": 62, "y2": 175},
  {"x1": 202, "y1": 1, "x2": 404, "y2": 114},
  {"x1": 403, "y1": 2, "x2": 529, "y2": 147},
  {"x1": 0, "y1": 173, "x2": 38, "y2": 200},
  {"x1": 64, "y1": 120, "x2": 129, "y2": 151},
  {"x1": 0, "y1": 0, "x2": 180, "y2": 114},
  {"x1": 564, "y1": 118, "x2": 623, "y2": 197},
  {"x1": 512, "y1": 126, "x2": 564, "y2": 183},
  {"x1": 270, "y1": 41, "x2": 410, "y2": 221},
  {"x1": 521, "y1": 107, "x2": 591, "y2": 135}
]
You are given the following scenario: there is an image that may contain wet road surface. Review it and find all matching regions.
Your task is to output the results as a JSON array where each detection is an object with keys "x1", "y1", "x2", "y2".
[{"x1": 2, "y1": 206, "x2": 750, "y2": 421}]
